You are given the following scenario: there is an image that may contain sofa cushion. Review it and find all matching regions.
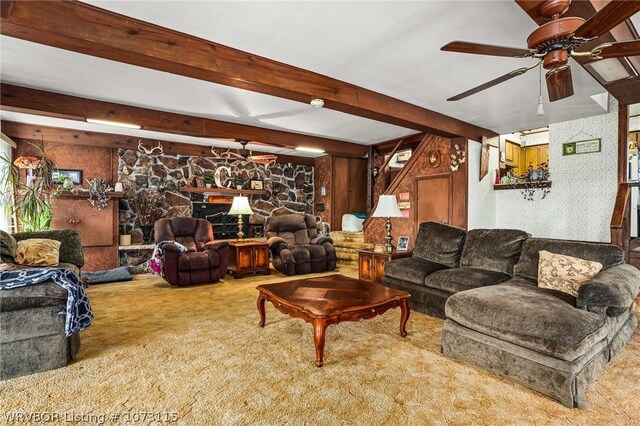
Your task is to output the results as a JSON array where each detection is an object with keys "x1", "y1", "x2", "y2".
[
  {"x1": 460, "y1": 229, "x2": 530, "y2": 274},
  {"x1": 412, "y1": 222, "x2": 467, "y2": 267},
  {"x1": 425, "y1": 267, "x2": 511, "y2": 294},
  {"x1": 0, "y1": 230, "x2": 17, "y2": 263},
  {"x1": 514, "y1": 238, "x2": 624, "y2": 281},
  {"x1": 445, "y1": 283, "x2": 608, "y2": 362},
  {"x1": 0, "y1": 281, "x2": 68, "y2": 312},
  {"x1": 384, "y1": 257, "x2": 449, "y2": 286},
  {"x1": 177, "y1": 252, "x2": 219, "y2": 271},
  {"x1": 538, "y1": 250, "x2": 603, "y2": 297},
  {"x1": 13, "y1": 229, "x2": 84, "y2": 268}
]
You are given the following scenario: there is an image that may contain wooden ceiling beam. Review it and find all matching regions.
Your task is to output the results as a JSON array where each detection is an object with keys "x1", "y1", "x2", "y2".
[
  {"x1": 0, "y1": 0, "x2": 497, "y2": 141},
  {"x1": 0, "y1": 121, "x2": 316, "y2": 167},
  {"x1": 516, "y1": 0, "x2": 640, "y2": 105},
  {"x1": 0, "y1": 84, "x2": 365, "y2": 157}
]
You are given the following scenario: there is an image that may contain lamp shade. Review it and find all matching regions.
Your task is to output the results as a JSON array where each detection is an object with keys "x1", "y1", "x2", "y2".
[
  {"x1": 371, "y1": 195, "x2": 403, "y2": 218},
  {"x1": 228, "y1": 196, "x2": 254, "y2": 215}
]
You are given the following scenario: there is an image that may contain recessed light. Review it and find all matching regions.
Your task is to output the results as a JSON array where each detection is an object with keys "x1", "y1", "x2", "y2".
[
  {"x1": 86, "y1": 118, "x2": 142, "y2": 129},
  {"x1": 310, "y1": 98, "x2": 325, "y2": 108},
  {"x1": 295, "y1": 147, "x2": 325, "y2": 154}
]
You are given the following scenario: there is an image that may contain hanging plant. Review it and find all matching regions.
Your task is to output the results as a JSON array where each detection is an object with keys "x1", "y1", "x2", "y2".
[
  {"x1": 514, "y1": 162, "x2": 551, "y2": 201},
  {"x1": 87, "y1": 178, "x2": 113, "y2": 211}
]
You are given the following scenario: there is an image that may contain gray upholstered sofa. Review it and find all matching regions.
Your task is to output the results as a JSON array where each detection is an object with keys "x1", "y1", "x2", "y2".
[
  {"x1": 383, "y1": 222, "x2": 640, "y2": 408},
  {"x1": 0, "y1": 229, "x2": 84, "y2": 380}
]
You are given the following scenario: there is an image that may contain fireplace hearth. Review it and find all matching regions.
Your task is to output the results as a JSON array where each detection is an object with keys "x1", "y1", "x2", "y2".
[{"x1": 193, "y1": 202, "x2": 255, "y2": 240}]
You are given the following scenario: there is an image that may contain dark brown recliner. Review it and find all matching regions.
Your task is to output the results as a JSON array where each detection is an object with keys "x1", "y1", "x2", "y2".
[
  {"x1": 266, "y1": 213, "x2": 336, "y2": 276},
  {"x1": 154, "y1": 217, "x2": 229, "y2": 286}
]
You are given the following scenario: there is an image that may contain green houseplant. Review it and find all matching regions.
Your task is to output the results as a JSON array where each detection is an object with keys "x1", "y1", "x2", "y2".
[
  {"x1": 234, "y1": 176, "x2": 245, "y2": 190},
  {"x1": 0, "y1": 141, "x2": 57, "y2": 232},
  {"x1": 204, "y1": 172, "x2": 215, "y2": 188}
]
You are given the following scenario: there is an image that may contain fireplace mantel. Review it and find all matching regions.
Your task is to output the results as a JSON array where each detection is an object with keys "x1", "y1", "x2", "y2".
[{"x1": 179, "y1": 186, "x2": 266, "y2": 195}]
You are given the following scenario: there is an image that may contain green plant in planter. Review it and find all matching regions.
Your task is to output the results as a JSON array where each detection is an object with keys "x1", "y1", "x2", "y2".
[
  {"x1": 204, "y1": 172, "x2": 215, "y2": 187},
  {"x1": 234, "y1": 176, "x2": 245, "y2": 189},
  {"x1": 0, "y1": 141, "x2": 57, "y2": 232}
]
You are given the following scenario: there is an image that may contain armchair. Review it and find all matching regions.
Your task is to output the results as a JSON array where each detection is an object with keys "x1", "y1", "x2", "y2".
[
  {"x1": 154, "y1": 217, "x2": 229, "y2": 286},
  {"x1": 266, "y1": 213, "x2": 337, "y2": 276}
]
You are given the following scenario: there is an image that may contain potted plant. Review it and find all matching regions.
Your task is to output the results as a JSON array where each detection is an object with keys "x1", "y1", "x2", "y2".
[
  {"x1": 234, "y1": 176, "x2": 245, "y2": 190},
  {"x1": 87, "y1": 178, "x2": 113, "y2": 211},
  {"x1": 130, "y1": 188, "x2": 165, "y2": 243},
  {"x1": 0, "y1": 141, "x2": 57, "y2": 232},
  {"x1": 204, "y1": 172, "x2": 215, "y2": 188}
]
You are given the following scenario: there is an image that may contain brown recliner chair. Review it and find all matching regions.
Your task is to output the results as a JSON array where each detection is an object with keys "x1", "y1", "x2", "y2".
[
  {"x1": 266, "y1": 213, "x2": 337, "y2": 276},
  {"x1": 154, "y1": 217, "x2": 229, "y2": 286}
]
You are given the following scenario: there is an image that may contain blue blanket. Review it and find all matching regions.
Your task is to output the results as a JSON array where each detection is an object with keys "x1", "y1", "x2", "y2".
[{"x1": 0, "y1": 268, "x2": 93, "y2": 336}]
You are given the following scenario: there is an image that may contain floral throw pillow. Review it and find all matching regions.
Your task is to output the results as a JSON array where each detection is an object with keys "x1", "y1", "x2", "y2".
[{"x1": 538, "y1": 250, "x2": 603, "y2": 297}]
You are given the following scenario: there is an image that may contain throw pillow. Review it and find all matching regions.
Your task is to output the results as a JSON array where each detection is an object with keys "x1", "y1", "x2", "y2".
[
  {"x1": 538, "y1": 250, "x2": 603, "y2": 296},
  {"x1": 0, "y1": 230, "x2": 17, "y2": 263},
  {"x1": 15, "y1": 238, "x2": 61, "y2": 267}
]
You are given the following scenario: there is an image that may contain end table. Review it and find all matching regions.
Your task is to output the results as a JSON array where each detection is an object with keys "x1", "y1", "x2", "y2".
[
  {"x1": 228, "y1": 240, "x2": 271, "y2": 279},
  {"x1": 358, "y1": 249, "x2": 412, "y2": 284}
]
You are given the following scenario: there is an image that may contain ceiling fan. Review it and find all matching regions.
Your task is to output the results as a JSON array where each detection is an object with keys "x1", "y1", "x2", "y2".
[
  {"x1": 441, "y1": 0, "x2": 640, "y2": 102},
  {"x1": 210, "y1": 139, "x2": 278, "y2": 166}
]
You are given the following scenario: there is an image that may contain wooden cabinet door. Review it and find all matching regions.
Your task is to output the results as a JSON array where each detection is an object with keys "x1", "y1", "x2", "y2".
[
  {"x1": 505, "y1": 142, "x2": 514, "y2": 162},
  {"x1": 74, "y1": 200, "x2": 114, "y2": 247},
  {"x1": 50, "y1": 198, "x2": 77, "y2": 233},
  {"x1": 373, "y1": 256, "x2": 387, "y2": 284},
  {"x1": 237, "y1": 246, "x2": 254, "y2": 272},
  {"x1": 525, "y1": 147, "x2": 539, "y2": 170},
  {"x1": 538, "y1": 144, "x2": 549, "y2": 165},
  {"x1": 254, "y1": 246, "x2": 270, "y2": 269},
  {"x1": 359, "y1": 253, "x2": 373, "y2": 282},
  {"x1": 416, "y1": 175, "x2": 452, "y2": 225}
]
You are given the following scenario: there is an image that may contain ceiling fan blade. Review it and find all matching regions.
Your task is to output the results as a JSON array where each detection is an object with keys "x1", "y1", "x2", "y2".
[
  {"x1": 447, "y1": 64, "x2": 538, "y2": 101},
  {"x1": 588, "y1": 39, "x2": 640, "y2": 59},
  {"x1": 573, "y1": 2, "x2": 640, "y2": 40},
  {"x1": 441, "y1": 41, "x2": 535, "y2": 58},
  {"x1": 546, "y1": 66, "x2": 574, "y2": 102}
]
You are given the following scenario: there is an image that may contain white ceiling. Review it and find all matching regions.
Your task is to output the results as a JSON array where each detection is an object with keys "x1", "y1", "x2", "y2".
[{"x1": 1, "y1": 0, "x2": 637, "y2": 155}]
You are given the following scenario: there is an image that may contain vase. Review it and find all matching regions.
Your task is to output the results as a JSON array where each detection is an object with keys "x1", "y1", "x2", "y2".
[
  {"x1": 119, "y1": 234, "x2": 131, "y2": 246},
  {"x1": 140, "y1": 225, "x2": 154, "y2": 243}
]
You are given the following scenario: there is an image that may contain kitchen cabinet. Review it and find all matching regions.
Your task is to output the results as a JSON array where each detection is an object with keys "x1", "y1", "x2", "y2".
[{"x1": 521, "y1": 144, "x2": 549, "y2": 172}]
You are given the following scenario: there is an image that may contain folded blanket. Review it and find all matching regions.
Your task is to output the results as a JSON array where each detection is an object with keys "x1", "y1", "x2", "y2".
[
  {"x1": 148, "y1": 240, "x2": 188, "y2": 276},
  {"x1": 0, "y1": 267, "x2": 93, "y2": 336}
]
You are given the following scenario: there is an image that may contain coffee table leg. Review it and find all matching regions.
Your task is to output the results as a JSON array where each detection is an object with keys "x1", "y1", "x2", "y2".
[
  {"x1": 257, "y1": 294, "x2": 266, "y2": 327},
  {"x1": 313, "y1": 319, "x2": 327, "y2": 367},
  {"x1": 399, "y1": 298, "x2": 410, "y2": 337}
]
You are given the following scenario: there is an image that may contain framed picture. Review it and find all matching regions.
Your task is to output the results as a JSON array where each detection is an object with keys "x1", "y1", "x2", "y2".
[
  {"x1": 397, "y1": 236, "x2": 410, "y2": 252},
  {"x1": 194, "y1": 177, "x2": 205, "y2": 188},
  {"x1": 52, "y1": 169, "x2": 82, "y2": 185},
  {"x1": 250, "y1": 179, "x2": 264, "y2": 190},
  {"x1": 562, "y1": 138, "x2": 601, "y2": 156}
]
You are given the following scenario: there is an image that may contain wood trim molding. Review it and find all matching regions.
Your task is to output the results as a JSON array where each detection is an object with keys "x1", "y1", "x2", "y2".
[
  {"x1": 0, "y1": 84, "x2": 365, "y2": 158},
  {"x1": 0, "y1": 121, "x2": 316, "y2": 167},
  {"x1": 619, "y1": 103, "x2": 629, "y2": 184},
  {"x1": 0, "y1": 0, "x2": 497, "y2": 141}
]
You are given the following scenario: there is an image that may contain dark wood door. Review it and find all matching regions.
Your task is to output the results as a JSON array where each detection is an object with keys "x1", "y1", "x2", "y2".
[
  {"x1": 416, "y1": 175, "x2": 452, "y2": 226},
  {"x1": 349, "y1": 158, "x2": 367, "y2": 214},
  {"x1": 332, "y1": 157, "x2": 350, "y2": 231},
  {"x1": 254, "y1": 246, "x2": 270, "y2": 269}
]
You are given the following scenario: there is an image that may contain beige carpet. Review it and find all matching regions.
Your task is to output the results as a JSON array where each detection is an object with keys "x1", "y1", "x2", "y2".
[{"x1": 2, "y1": 266, "x2": 639, "y2": 425}]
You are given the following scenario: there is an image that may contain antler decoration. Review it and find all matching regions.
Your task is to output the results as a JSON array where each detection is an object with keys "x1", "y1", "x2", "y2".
[{"x1": 137, "y1": 140, "x2": 164, "y2": 155}]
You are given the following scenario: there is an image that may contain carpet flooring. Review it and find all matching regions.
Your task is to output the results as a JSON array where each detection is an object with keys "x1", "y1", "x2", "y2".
[{"x1": 2, "y1": 265, "x2": 639, "y2": 425}]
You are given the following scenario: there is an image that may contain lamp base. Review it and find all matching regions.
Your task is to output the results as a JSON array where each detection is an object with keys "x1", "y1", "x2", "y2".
[
  {"x1": 237, "y1": 215, "x2": 245, "y2": 240},
  {"x1": 383, "y1": 216, "x2": 394, "y2": 253}
]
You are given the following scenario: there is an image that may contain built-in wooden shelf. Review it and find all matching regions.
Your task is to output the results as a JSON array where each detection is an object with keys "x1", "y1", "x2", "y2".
[
  {"x1": 56, "y1": 190, "x2": 125, "y2": 198},
  {"x1": 493, "y1": 181, "x2": 552, "y2": 191},
  {"x1": 179, "y1": 186, "x2": 267, "y2": 195}
]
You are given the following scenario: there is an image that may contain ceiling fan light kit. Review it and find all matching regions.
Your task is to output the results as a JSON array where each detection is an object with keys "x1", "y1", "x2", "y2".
[
  {"x1": 310, "y1": 98, "x2": 325, "y2": 108},
  {"x1": 441, "y1": 0, "x2": 640, "y2": 103}
]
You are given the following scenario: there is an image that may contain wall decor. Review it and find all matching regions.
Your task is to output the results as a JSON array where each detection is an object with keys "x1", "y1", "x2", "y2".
[
  {"x1": 250, "y1": 179, "x2": 264, "y2": 190},
  {"x1": 479, "y1": 136, "x2": 491, "y2": 181},
  {"x1": 397, "y1": 236, "x2": 410, "y2": 252},
  {"x1": 562, "y1": 138, "x2": 601, "y2": 156},
  {"x1": 137, "y1": 140, "x2": 163, "y2": 155},
  {"x1": 214, "y1": 166, "x2": 231, "y2": 188},
  {"x1": 52, "y1": 169, "x2": 82, "y2": 185},
  {"x1": 427, "y1": 150, "x2": 441, "y2": 167},
  {"x1": 450, "y1": 144, "x2": 466, "y2": 172},
  {"x1": 194, "y1": 177, "x2": 205, "y2": 188}
]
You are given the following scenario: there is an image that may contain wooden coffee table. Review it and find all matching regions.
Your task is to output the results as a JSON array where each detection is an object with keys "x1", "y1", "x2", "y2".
[{"x1": 256, "y1": 274, "x2": 410, "y2": 367}]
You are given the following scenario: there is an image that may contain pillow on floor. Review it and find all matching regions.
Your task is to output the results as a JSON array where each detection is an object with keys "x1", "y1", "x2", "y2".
[
  {"x1": 82, "y1": 266, "x2": 133, "y2": 285},
  {"x1": 15, "y1": 238, "x2": 61, "y2": 267},
  {"x1": 538, "y1": 250, "x2": 603, "y2": 297}
]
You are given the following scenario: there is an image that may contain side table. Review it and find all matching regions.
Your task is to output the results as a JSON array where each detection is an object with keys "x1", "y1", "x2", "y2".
[
  {"x1": 228, "y1": 240, "x2": 271, "y2": 279},
  {"x1": 358, "y1": 249, "x2": 412, "y2": 284}
]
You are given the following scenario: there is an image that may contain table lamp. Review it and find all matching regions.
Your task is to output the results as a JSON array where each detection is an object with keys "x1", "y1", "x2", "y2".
[
  {"x1": 228, "y1": 196, "x2": 254, "y2": 239},
  {"x1": 371, "y1": 194, "x2": 404, "y2": 253}
]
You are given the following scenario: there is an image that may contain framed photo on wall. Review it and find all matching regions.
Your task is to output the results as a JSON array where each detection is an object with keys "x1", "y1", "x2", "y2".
[
  {"x1": 194, "y1": 177, "x2": 205, "y2": 188},
  {"x1": 52, "y1": 169, "x2": 82, "y2": 185},
  {"x1": 250, "y1": 179, "x2": 264, "y2": 190},
  {"x1": 397, "y1": 236, "x2": 410, "y2": 252}
]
